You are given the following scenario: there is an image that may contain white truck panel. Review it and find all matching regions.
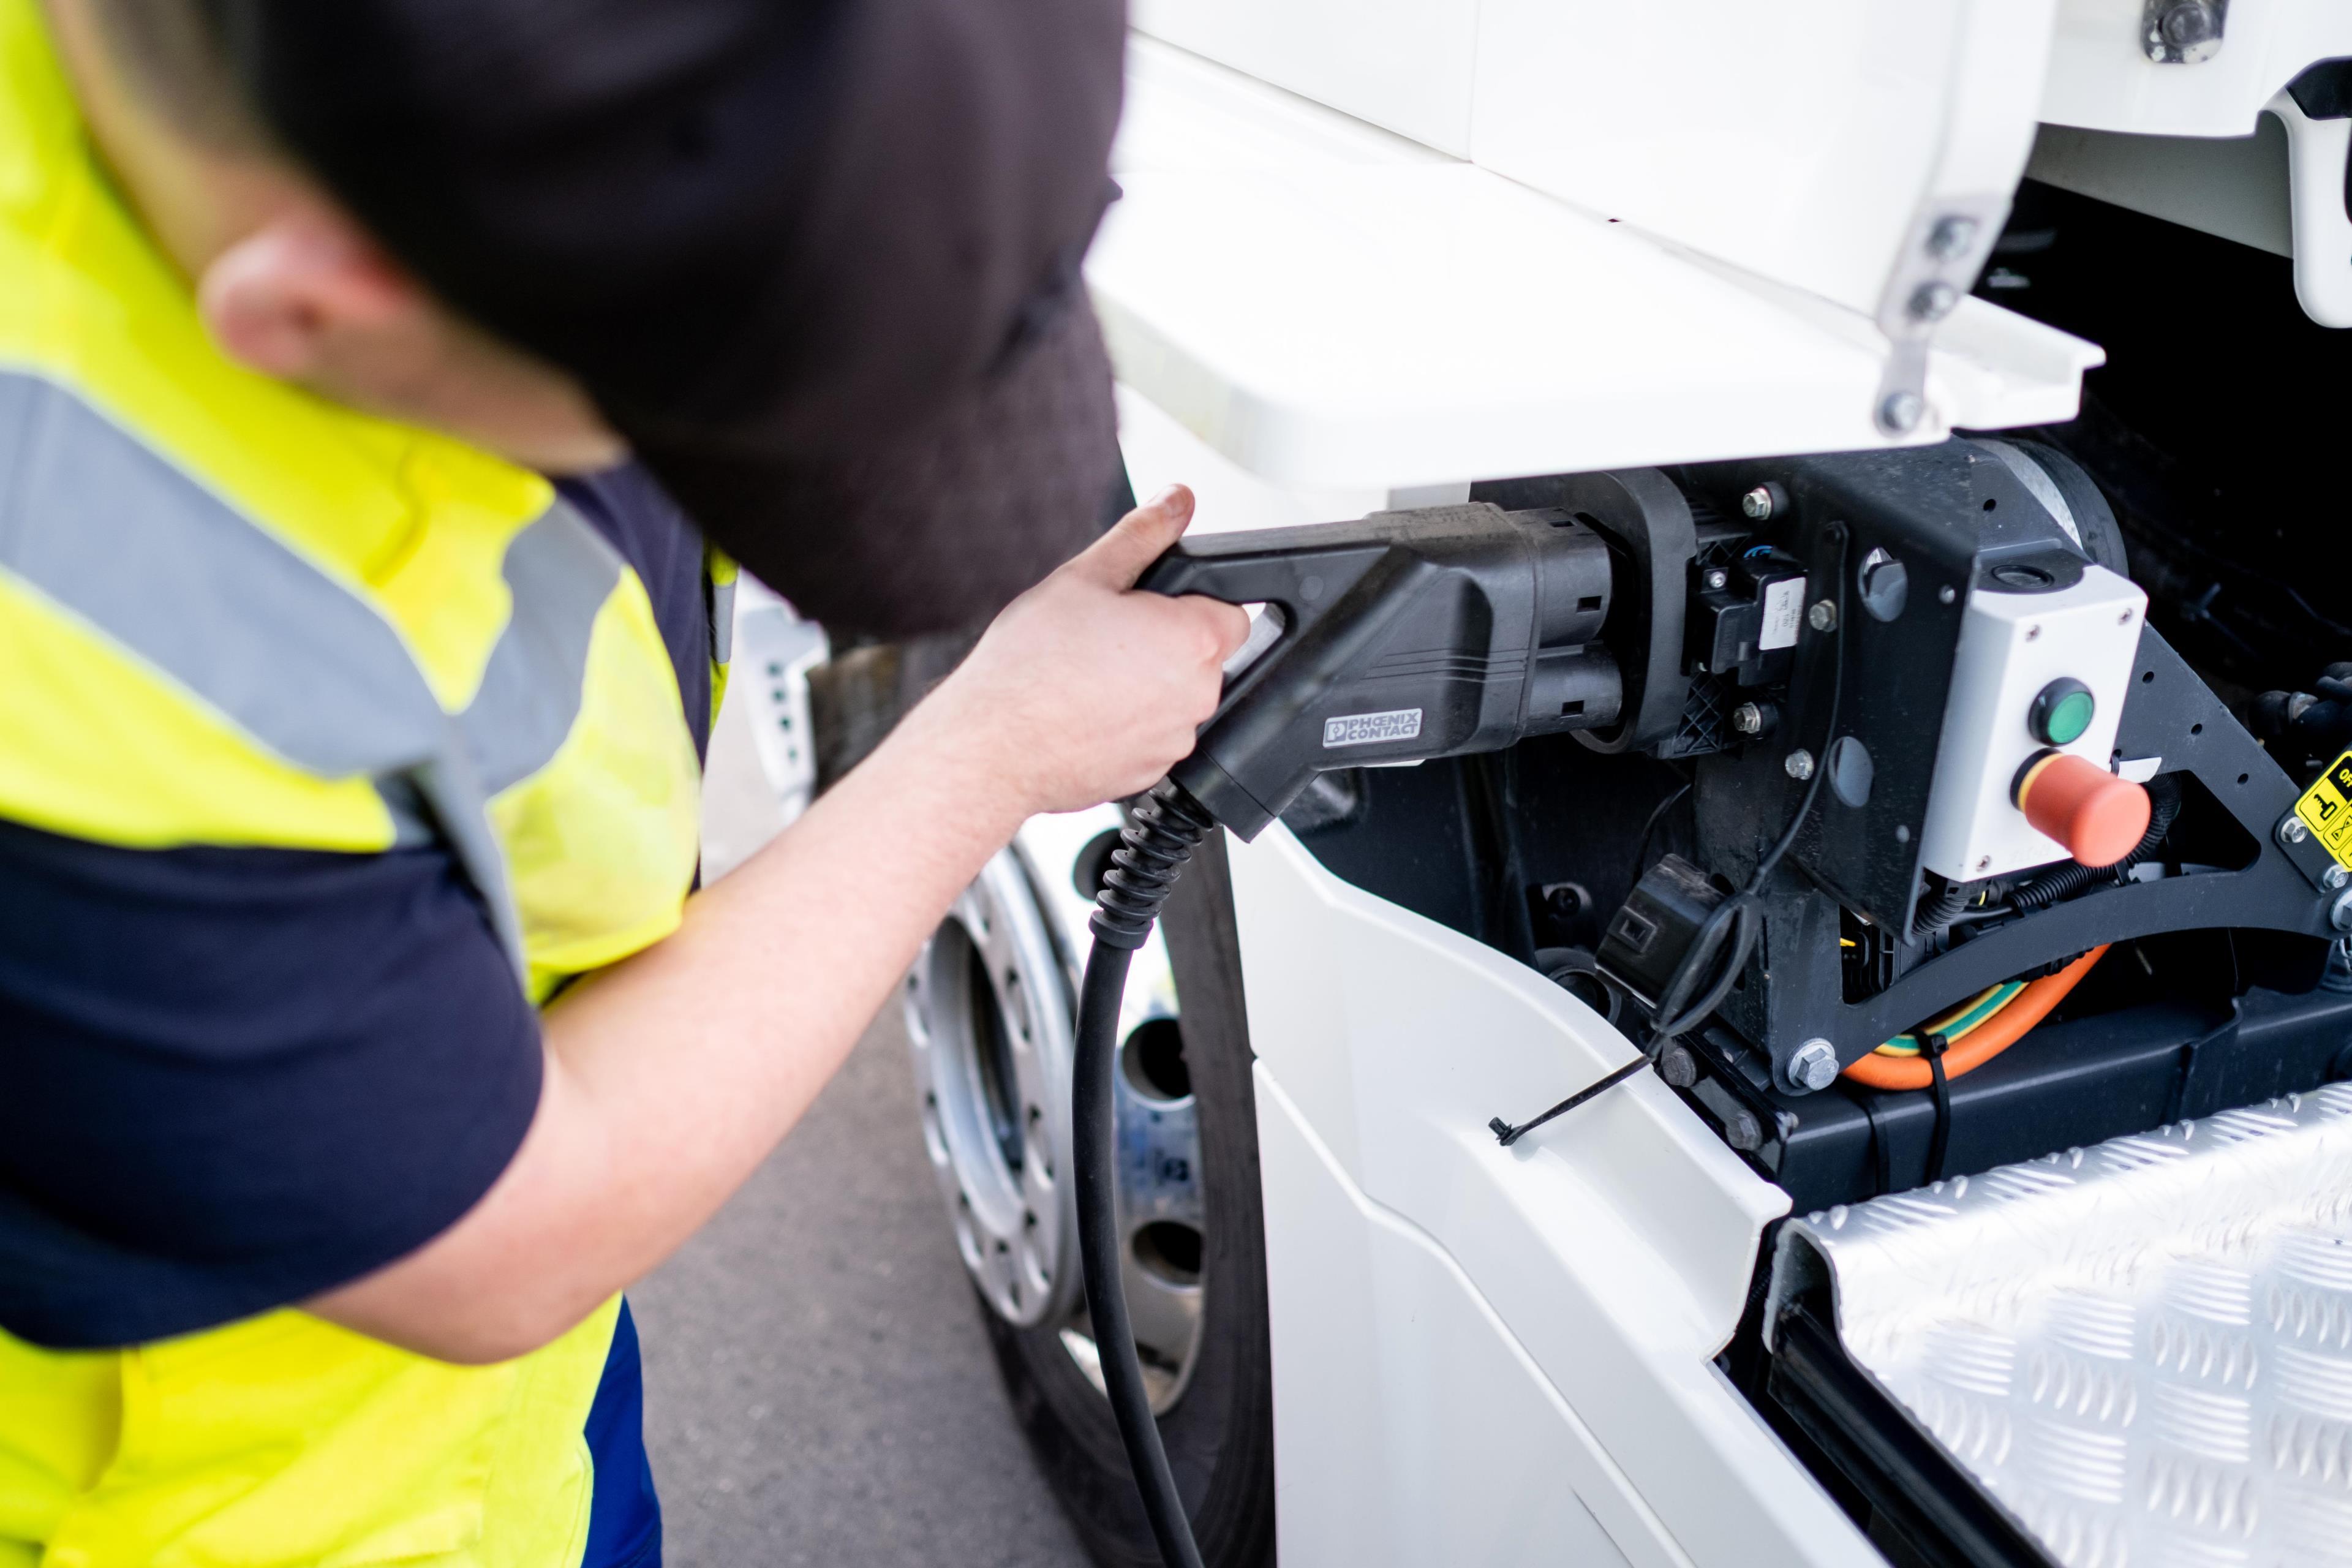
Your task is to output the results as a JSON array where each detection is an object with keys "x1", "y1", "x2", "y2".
[
  {"x1": 1256, "y1": 1068, "x2": 1659, "y2": 1568},
  {"x1": 1131, "y1": 0, "x2": 1477, "y2": 155},
  {"x1": 1226, "y1": 826, "x2": 1883, "y2": 1566},
  {"x1": 1472, "y1": 0, "x2": 2056, "y2": 320},
  {"x1": 1095, "y1": 36, "x2": 2101, "y2": 492},
  {"x1": 2041, "y1": 0, "x2": 2352, "y2": 135}
]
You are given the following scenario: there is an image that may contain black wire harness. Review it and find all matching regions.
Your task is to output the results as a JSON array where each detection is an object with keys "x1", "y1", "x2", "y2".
[{"x1": 1075, "y1": 782, "x2": 1218, "y2": 1568}]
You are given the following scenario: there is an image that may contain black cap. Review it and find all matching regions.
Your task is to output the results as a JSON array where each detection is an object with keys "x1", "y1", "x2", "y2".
[{"x1": 214, "y1": 0, "x2": 1128, "y2": 635}]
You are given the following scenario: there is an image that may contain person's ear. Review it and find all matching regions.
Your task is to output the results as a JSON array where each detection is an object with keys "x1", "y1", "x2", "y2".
[{"x1": 197, "y1": 210, "x2": 420, "y2": 380}]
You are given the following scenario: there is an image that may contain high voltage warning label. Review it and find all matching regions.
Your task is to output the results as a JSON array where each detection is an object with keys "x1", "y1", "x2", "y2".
[{"x1": 2295, "y1": 750, "x2": 2352, "y2": 870}]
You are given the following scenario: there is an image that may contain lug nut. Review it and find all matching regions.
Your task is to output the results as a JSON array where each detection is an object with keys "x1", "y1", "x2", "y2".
[
  {"x1": 1792, "y1": 1039, "x2": 1840, "y2": 1092},
  {"x1": 1741, "y1": 485, "x2": 1776, "y2": 521},
  {"x1": 1785, "y1": 748, "x2": 1816, "y2": 781},
  {"x1": 1809, "y1": 599, "x2": 1838, "y2": 633}
]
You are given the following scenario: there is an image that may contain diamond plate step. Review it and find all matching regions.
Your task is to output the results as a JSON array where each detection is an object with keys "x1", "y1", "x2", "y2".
[{"x1": 1770, "y1": 1084, "x2": 2352, "y2": 1567}]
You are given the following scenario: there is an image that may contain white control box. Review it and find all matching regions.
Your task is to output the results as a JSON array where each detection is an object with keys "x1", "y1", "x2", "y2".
[{"x1": 1918, "y1": 562, "x2": 2148, "y2": 884}]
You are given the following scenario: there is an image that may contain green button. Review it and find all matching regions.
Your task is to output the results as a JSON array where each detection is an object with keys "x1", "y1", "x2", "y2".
[{"x1": 2030, "y1": 678, "x2": 2096, "y2": 745}]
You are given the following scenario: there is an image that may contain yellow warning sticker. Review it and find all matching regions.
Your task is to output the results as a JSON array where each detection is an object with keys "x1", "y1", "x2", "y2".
[{"x1": 2296, "y1": 750, "x2": 2352, "y2": 870}]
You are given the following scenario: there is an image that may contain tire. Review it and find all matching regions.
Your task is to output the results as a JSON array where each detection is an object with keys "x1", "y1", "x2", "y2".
[{"x1": 977, "y1": 829, "x2": 1277, "y2": 1568}]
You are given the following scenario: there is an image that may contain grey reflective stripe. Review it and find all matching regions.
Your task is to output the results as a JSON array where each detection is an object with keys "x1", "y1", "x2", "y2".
[
  {"x1": 0, "y1": 368, "x2": 628, "y2": 982},
  {"x1": 0, "y1": 370, "x2": 445, "y2": 775},
  {"x1": 709, "y1": 573, "x2": 736, "y2": 666},
  {"x1": 459, "y1": 506, "x2": 623, "y2": 796}
]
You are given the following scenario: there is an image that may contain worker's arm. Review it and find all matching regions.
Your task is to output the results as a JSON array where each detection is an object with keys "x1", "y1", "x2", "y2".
[{"x1": 307, "y1": 486, "x2": 1249, "y2": 1363}]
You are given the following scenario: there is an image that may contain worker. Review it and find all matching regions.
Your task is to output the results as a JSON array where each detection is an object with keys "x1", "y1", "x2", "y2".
[{"x1": 0, "y1": 0, "x2": 1250, "y2": 1564}]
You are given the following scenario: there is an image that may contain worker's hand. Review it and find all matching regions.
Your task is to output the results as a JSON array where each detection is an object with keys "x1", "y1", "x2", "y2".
[{"x1": 918, "y1": 484, "x2": 1251, "y2": 819}]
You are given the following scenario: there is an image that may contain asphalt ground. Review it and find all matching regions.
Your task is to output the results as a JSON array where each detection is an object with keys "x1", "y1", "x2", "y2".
[{"x1": 633, "y1": 669, "x2": 1091, "y2": 1567}]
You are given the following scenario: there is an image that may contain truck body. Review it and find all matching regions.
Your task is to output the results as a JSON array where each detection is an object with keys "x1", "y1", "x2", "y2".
[{"x1": 878, "y1": 6, "x2": 2352, "y2": 1563}]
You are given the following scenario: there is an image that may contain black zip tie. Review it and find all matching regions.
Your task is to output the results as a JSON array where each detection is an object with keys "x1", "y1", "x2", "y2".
[
  {"x1": 1921, "y1": 1030, "x2": 1954, "y2": 1183},
  {"x1": 1490, "y1": 1054, "x2": 1651, "y2": 1148}
]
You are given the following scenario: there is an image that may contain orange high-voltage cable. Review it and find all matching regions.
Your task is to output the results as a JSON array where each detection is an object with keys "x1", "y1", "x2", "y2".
[{"x1": 1839, "y1": 946, "x2": 2109, "y2": 1091}]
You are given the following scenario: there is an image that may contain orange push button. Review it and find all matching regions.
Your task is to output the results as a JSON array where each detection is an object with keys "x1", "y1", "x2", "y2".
[{"x1": 2014, "y1": 751, "x2": 2150, "y2": 868}]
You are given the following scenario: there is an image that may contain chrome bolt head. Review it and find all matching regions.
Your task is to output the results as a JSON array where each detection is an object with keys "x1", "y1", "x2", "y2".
[
  {"x1": 1785, "y1": 748, "x2": 1816, "y2": 782},
  {"x1": 1732, "y1": 702, "x2": 1765, "y2": 736},
  {"x1": 1809, "y1": 599, "x2": 1838, "y2": 633},
  {"x1": 2333, "y1": 887, "x2": 2352, "y2": 934},
  {"x1": 1792, "y1": 1039, "x2": 1840, "y2": 1092},
  {"x1": 1909, "y1": 281, "x2": 1960, "y2": 322},
  {"x1": 2282, "y1": 817, "x2": 2312, "y2": 846},
  {"x1": 2159, "y1": 0, "x2": 2217, "y2": 50},
  {"x1": 1741, "y1": 485, "x2": 1776, "y2": 521},
  {"x1": 2327, "y1": 864, "x2": 2351, "y2": 892},
  {"x1": 1880, "y1": 390, "x2": 1925, "y2": 434},
  {"x1": 1927, "y1": 215, "x2": 1978, "y2": 260},
  {"x1": 1704, "y1": 567, "x2": 1730, "y2": 591}
]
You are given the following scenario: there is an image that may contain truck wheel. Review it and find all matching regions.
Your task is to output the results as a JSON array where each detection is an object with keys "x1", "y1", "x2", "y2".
[{"x1": 905, "y1": 821, "x2": 1275, "y2": 1568}]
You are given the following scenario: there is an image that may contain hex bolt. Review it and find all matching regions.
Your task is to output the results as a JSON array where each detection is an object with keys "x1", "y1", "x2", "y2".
[
  {"x1": 1658, "y1": 1044, "x2": 1700, "y2": 1089},
  {"x1": 1809, "y1": 599, "x2": 1838, "y2": 633},
  {"x1": 1927, "y1": 215, "x2": 1978, "y2": 260},
  {"x1": 2158, "y1": 0, "x2": 2218, "y2": 50},
  {"x1": 2334, "y1": 888, "x2": 2352, "y2": 935},
  {"x1": 1792, "y1": 1039, "x2": 1840, "y2": 1092},
  {"x1": 1725, "y1": 1108, "x2": 1765, "y2": 1152},
  {"x1": 1939, "y1": 584, "x2": 1958, "y2": 605},
  {"x1": 1880, "y1": 390, "x2": 1925, "y2": 434},
  {"x1": 1741, "y1": 485, "x2": 1776, "y2": 521},
  {"x1": 1732, "y1": 703, "x2": 1765, "y2": 736},
  {"x1": 1704, "y1": 567, "x2": 1730, "y2": 591},
  {"x1": 2327, "y1": 864, "x2": 2351, "y2": 892},
  {"x1": 1785, "y1": 748, "x2": 1816, "y2": 781},
  {"x1": 2283, "y1": 817, "x2": 2312, "y2": 847},
  {"x1": 1909, "y1": 281, "x2": 1960, "y2": 322}
]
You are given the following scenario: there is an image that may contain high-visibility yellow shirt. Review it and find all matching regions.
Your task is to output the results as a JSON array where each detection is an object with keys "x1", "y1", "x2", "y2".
[{"x1": 0, "y1": 1, "x2": 707, "y2": 1562}]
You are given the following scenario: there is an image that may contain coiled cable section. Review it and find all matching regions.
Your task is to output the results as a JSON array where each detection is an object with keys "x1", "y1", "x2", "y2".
[
  {"x1": 1908, "y1": 876, "x2": 1975, "y2": 943},
  {"x1": 2010, "y1": 775, "x2": 2182, "y2": 911},
  {"x1": 1076, "y1": 780, "x2": 1216, "y2": 1568}
]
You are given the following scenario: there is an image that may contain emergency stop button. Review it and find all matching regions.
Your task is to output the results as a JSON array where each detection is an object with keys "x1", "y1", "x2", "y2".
[{"x1": 2014, "y1": 750, "x2": 2150, "y2": 867}]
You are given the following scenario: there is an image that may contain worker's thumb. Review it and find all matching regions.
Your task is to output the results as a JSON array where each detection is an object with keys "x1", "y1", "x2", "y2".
[{"x1": 1073, "y1": 485, "x2": 1196, "y2": 589}]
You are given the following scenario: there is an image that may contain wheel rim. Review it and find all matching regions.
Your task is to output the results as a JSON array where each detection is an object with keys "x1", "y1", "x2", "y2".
[
  {"x1": 908, "y1": 826, "x2": 1210, "y2": 1412},
  {"x1": 907, "y1": 854, "x2": 1077, "y2": 1329}
]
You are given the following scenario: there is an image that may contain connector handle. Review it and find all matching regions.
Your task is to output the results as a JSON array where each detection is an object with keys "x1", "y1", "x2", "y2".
[{"x1": 1135, "y1": 534, "x2": 1390, "y2": 619}]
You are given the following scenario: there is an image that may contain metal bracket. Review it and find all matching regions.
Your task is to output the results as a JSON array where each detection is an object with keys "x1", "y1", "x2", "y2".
[
  {"x1": 2275, "y1": 808, "x2": 2351, "y2": 895},
  {"x1": 1869, "y1": 194, "x2": 2008, "y2": 437},
  {"x1": 2141, "y1": 0, "x2": 2228, "y2": 64}
]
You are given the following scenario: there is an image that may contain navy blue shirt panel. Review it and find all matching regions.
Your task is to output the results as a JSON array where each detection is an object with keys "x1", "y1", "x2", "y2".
[
  {"x1": 557, "y1": 466, "x2": 712, "y2": 756},
  {"x1": 0, "y1": 464, "x2": 708, "y2": 1349}
]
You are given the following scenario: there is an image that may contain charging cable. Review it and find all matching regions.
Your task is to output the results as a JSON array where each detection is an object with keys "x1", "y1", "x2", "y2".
[{"x1": 1076, "y1": 781, "x2": 1218, "y2": 1568}]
